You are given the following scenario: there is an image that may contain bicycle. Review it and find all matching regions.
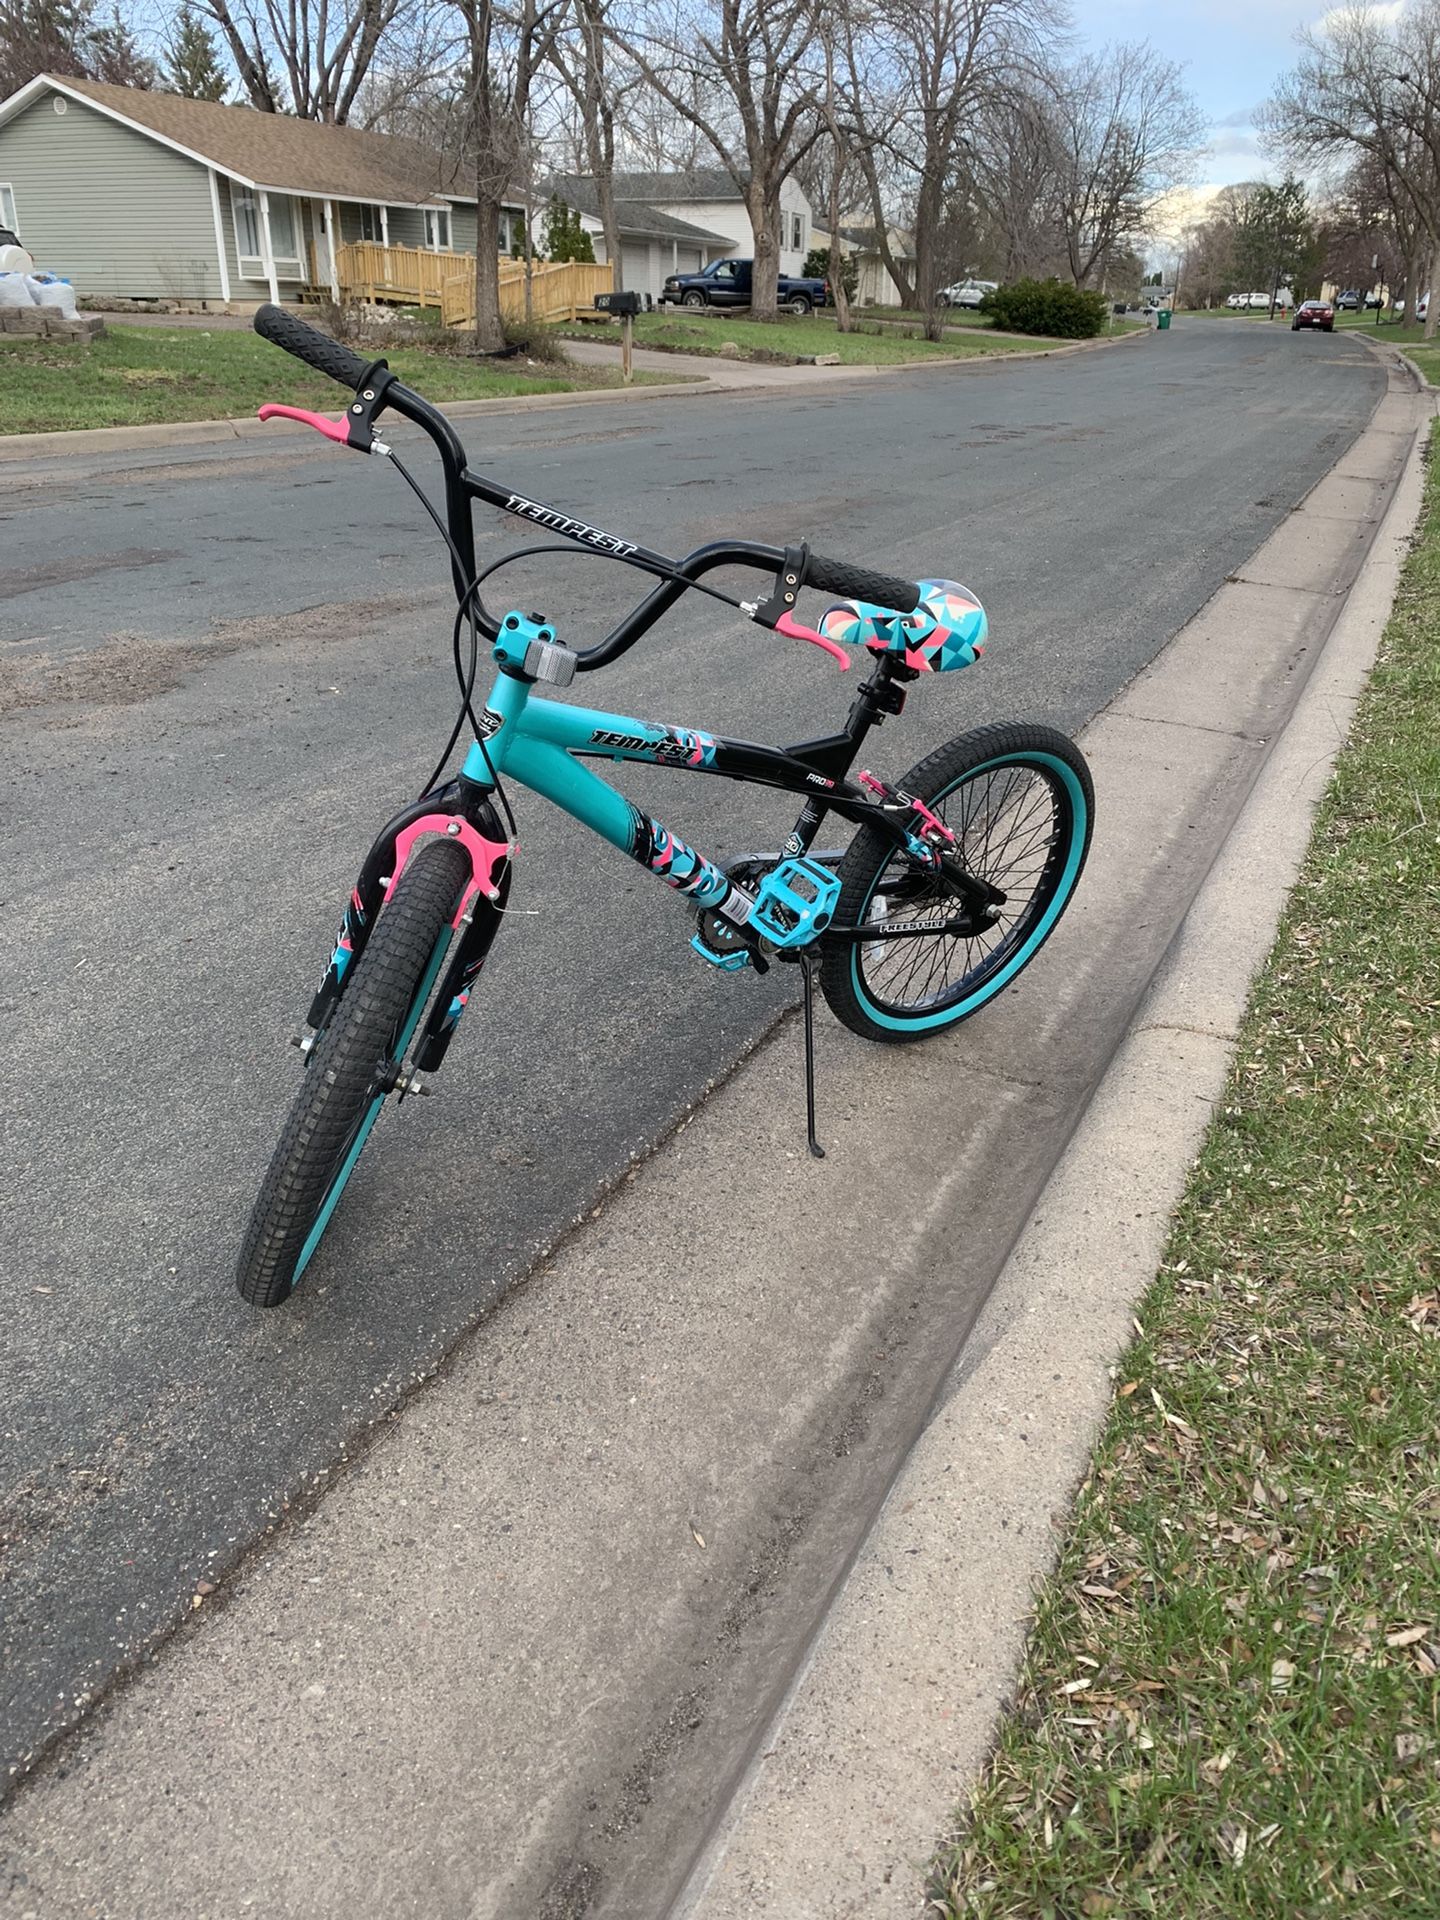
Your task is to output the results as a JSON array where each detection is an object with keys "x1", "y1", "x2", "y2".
[{"x1": 237, "y1": 304, "x2": 1094, "y2": 1309}]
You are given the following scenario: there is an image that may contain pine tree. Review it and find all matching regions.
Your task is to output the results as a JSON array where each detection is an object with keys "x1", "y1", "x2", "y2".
[
  {"x1": 88, "y1": 4, "x2": 155, "y2": 86},
  {"x1": 0, "y1": 0, "x2": 155, "y2": 94},
  {"x1": 0, "y1": 0, "x2": 93, "y2": 93},
  {"x1": 165, "y1": 4, "x2": 228, "y2": 100}
]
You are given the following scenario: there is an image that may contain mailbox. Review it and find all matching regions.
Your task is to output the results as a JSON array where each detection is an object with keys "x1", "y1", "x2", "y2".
[{"x1": 595, "y1": 290, "x2": 642, "y2": 316}]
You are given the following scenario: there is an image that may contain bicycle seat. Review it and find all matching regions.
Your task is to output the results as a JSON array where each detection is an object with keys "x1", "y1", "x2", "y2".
[{"x1": 817, "y1": 577, "x2": 986, "y2": 672}]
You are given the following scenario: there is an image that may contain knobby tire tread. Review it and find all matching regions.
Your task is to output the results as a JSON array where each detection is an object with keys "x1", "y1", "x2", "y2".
[
  {"x1": 236, "y1": 840, "x2": 470, "y2": 1307},
  {"x1": 819, "y1": 722, "x2": 1093, "y2": 1044}
]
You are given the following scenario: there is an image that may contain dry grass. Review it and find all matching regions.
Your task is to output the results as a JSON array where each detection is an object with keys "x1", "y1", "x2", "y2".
[{"x1": 932, "y1": 430, "x2": 1440, "y2": 1918}]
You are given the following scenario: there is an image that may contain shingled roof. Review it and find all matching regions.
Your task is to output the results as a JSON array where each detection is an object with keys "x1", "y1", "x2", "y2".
[
  {"x1": 5, "y1": 75, "x2": 464, "y2": 208},
  {"x1": 547, "y1": 174, "x2": 733, "y2": 245}
]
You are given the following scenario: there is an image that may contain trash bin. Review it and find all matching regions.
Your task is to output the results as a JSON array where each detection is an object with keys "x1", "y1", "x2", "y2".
[{"x1": 1157, "y1": 308, "x2": 1172, "y2": 331}]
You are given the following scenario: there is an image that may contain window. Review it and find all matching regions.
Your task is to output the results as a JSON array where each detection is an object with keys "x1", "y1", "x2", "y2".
[
  {"x1": 0, "y1": 184, "x2": 16, "y2": 232},
  {"x1": 790, "y1": 212, "x2": 804, "y2": 252},
  {"x1": 232, "y1": 184, "x2": 261, "y2": 264},
  {"x1": 423, "y1": 207, "x2": 451, "y2": 251},
  {"x1": 359, "y1": 203, "x2": 384, "y2": 243},
  {"x1": 230, "y1": 184, "x2": 303, "y2": 280}
]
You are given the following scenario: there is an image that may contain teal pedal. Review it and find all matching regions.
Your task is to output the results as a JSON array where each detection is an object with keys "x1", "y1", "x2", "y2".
[
  {"x1": 750, "y1": 858, "x2": 842, "y2": 949},
  {"x1": 690, "y1": 931, "x2": 752, "y2": 971}
]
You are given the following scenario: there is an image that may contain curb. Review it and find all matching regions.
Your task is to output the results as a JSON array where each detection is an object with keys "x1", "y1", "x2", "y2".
[
  {"x1": 0, "y1": 326, "x2": 1146, "y2": 464},
  {"x1": 673, "y1": 369, "x2": 1433, "y2": 1916}
]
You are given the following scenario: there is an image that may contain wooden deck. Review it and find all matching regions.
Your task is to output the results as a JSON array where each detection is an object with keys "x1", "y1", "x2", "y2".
[{"x1": 334, "y1": 242, "x2": 612, "y2": 326}]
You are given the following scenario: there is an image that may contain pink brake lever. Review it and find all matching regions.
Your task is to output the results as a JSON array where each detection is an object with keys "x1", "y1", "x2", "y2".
[
  {"x1": 257, "y1": 403, "x2": 351, "y2": 445},
  {"x1": 774, "y1": 609, "x2": 851, "y2": 670}
]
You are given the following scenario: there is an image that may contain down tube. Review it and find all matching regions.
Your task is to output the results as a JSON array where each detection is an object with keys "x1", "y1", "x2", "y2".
[{"x1": 487, "y1": 729, "x2": 734, "y2": 909}]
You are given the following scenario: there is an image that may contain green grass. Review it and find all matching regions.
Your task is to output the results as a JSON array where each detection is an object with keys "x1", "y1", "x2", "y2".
[
  {"x1": 0, "y1": 323, "x2": 673, "y2": 434},
  {"x1": 562, "y1": 309, "x2": 1049, "y2": 364},
  {"x1": 934, "y1": 427, "x2": 1440, "y2": 1917}
]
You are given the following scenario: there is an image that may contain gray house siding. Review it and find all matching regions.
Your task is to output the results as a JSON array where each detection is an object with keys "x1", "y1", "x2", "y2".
[{"x1": 0, "y1": 92, "x2": 223, "y2": 300}]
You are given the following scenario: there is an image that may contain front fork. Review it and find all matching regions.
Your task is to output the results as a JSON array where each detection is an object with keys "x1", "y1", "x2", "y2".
[{"x1": 304, "y1": 781, "x2": 512, "y2": 1075}]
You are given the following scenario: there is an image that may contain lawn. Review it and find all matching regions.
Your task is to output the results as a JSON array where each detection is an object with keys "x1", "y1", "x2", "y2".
[
  {"x1": 934, "y1": 426, "x2": 1440, "y2": 1915},
  {"x1": 562, "y1": 309, "x2": 1056, "y2": 364},
  {"x1": 0, "y1": 323, "x2": 674, "y2": 434}
]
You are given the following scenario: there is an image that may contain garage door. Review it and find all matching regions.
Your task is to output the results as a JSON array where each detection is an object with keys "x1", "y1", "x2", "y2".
[{"x1": 621, "y1": 241, "x2": 658, "y2": 299}]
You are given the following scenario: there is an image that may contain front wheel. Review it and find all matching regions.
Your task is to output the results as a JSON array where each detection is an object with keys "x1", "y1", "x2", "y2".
[
  {"x1": 236, "y1": 839, "x2": 471, "y2": 1308},
  {"x1": 820, "y1": 724, "x2": 1093, "y2": 1044},
  {"x1": 683, "y1": 290, "x2": 707, "y2": 310}
]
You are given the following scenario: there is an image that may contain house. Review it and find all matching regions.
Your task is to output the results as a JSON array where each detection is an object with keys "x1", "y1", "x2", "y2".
[
  {"x1": 0, "y1": 72, "x2": 527, "y2": 308},
  {"x1": 810, "y1": 219, "x2": 916, "y2": 309},
  {"x1": 554, "y1": 168, "x2": 815, "y2": 298},
  {"x1": 546, "y1": 172, "x2": 732, "y2": 302}
]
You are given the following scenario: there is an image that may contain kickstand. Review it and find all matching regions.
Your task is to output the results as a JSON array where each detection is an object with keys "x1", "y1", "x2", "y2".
[{"x1": 800, "y1": 950, "x2": 825, "y2": 1160}]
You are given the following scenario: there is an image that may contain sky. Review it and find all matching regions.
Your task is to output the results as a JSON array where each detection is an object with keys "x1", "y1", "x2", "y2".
[{"x1": 1073, "y1": 0, "x2": 1333, "y2": 209}]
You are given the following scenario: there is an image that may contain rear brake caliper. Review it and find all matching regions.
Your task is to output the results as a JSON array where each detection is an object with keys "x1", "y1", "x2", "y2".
[{"x1": 857, "y1": 769, "x2": 956, "y2": 866}]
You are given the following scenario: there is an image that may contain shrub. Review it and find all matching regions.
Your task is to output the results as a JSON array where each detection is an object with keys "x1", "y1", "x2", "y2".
[{"x1": 979, "y1": 277, "x2": 1109, "y2": 339}]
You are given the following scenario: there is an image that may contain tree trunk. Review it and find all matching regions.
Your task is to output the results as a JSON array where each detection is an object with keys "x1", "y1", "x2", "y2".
[
  {"x1": 1425, "y1": 245, "x2": 1439, "y2": 341},
  {"x1": 858, "y1": 149, "x2": 914, "y2": 309},
  {"x1": 749, "y1": 185, "x2": 781, "y2": 321},
  {"x1": 914, "y1": 171, "x2": 944, "y2": 341},
  {"x1": 595, "y1": 160, "x2": 624, "y2": 294},
  {"x1": 828, "y1": 160, "x2": 850, "y2": 334},
  {"x1": 473, "y1": 193, "x2": 506, "y2": 353}
]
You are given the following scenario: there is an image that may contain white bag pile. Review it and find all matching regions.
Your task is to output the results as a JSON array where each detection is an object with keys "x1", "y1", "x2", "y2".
[{"x1": 0, "y1": 272, "x2": 79, "y2": 316}]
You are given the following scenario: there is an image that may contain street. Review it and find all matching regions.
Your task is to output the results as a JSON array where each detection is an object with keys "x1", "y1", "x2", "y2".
[{"x1": 0, "y1": 322, "x2": 1384, "y2": 1793}]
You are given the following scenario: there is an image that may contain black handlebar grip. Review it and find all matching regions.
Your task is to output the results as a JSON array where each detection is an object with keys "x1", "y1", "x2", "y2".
[
  {"x1": 802, "y1": 550, "x2": 921, "y2": 615},
  {"x1": 254, "y1": 302, "x2": 370, "y2": 391}
]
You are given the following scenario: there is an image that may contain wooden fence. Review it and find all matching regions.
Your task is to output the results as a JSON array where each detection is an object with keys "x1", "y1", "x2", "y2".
[{"x1": 335, "y1": 242, "x2": 612, "y2": 326}]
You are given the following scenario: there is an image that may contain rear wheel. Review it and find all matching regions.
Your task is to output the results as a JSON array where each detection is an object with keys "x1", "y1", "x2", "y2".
[
  {"x1": 786, "y1": 294, "x2": 812, "y2": 315},
  {"x1": 236, "y1": 840, "x2": 470, "y2": 1308},
  {"x1": 820, "y1": 724, "x2": 1093, "y2": 1043}
]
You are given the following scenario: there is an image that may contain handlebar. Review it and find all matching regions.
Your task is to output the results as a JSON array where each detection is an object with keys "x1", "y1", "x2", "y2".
[
  {"x1": 252, "y1": 303, "x2": 924, "y2": 661},
  {"x1": 255, "y1": 302, "x2": 371, "y2": 389},
  {"x1": 801, "y1": 552, "x2": 920, "y2": 615}
]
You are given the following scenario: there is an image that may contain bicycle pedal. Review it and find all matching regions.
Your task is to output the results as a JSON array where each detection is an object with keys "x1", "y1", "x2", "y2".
[
  {"x1": 690, "y1": 931, "x2": 752, "y2": 972},
  {"x1": 749, "y1": 858, "x2": 842, "y2": 950}
]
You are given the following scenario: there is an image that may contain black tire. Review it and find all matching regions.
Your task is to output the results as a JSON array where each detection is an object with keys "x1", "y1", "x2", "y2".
[
  {"x1": 236, "y1": 840, "x2": 470, "y2": 1308},
  {"x1": 683, "y1": 290, "x2": 707, "y2": 310},
  {"x1": 786, "y1": 294, "x2": 812, "y2": 315},
  {"x1": 820, "y1": 724, "x2": 1093, "y2": 1044}
]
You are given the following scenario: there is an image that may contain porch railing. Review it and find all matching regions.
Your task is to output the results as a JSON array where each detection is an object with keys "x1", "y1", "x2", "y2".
[{"x1": 334, "y1": 241, "x2": 613, "y2": 326}]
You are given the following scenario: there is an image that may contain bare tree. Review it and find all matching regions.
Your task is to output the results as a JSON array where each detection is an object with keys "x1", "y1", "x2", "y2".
[
  {"x1": 609, "y1": 0, "x2": 823, "y2": 320},
  {"x1": 846, "y1": 0, "x2": 1051, "y2": 336},
  {"x1": 547, "y1": 0, "x2": 629, "y2": 288},
  {"x1": 198, "y1": 0, "x2": 403, "y2": 121},
  {"x1": 1046, "y1": 42, "x2": 1203, "y2": 290},
  {"x1": 451, "y1": 0, "x2": 563, "y2": 350},
  {"x1": 1267, "y1": 1, "x2": 1440, "y2": 336}
]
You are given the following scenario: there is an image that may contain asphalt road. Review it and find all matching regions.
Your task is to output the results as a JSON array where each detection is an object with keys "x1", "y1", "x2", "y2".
[{"x1": 0, "y1": 322, "x2": 1383, "y2": 1787}]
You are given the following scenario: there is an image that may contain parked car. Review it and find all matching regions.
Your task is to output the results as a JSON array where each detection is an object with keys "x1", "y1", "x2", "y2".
[
  {"x1": 1365, "y1": 291, "x2": 1385, "y2": 309},
  {"x1": 1335, "y1": 288, "x2": 1362, "y2": 310},
  {"x1": 1394, "y1": 291, "x2": 1429, "y2": 317},
  {"x1": 1292, "y1": 298, "x2": 1335, "y2": 333},
  {"x1": 938, "y1": 277, "x2": 998, "y2": 308},
  {"x1": 660, "y1": 257, "x2": 828, "y2": 314}
]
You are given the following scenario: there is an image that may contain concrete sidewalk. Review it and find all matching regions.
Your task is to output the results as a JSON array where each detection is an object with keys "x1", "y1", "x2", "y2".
[{"x1": 0, "y1": 362, "x2": 1423, "y2": 1917}]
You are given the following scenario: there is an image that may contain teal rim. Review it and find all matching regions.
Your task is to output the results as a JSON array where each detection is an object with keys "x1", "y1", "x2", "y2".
[
  {"x1": 848, "y1": 751, "x2": 1088, "y2": 1034},
  {"x1": 290, "y1": 918, "x2": 456, "y2": 1286}
]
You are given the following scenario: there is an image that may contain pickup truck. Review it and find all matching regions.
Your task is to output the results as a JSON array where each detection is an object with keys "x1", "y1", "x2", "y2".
[{"x1": 660, "y1": 257, "x2": 828, "y2": 314}]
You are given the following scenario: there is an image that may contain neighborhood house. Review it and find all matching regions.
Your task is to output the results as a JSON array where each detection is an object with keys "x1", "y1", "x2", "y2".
[{"x1": 0, "y1": 75, "x2": 822, "y2": 313}]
